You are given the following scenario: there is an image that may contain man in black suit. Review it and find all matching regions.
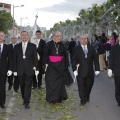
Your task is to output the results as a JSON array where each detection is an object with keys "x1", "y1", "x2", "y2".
[
  {"x1": 72, "y1": 35, "x2": 100, "y2": 106},
  {"x1": 108, "y1": 35, "x2": 120, "y2": 106},
  {"x1": 13, "y1": 31, "x2": 39, "y2": 109},
  {"x1": 0, "y1": 31, "x2": 12, "y2": 109},
  {"x1": 69, "y1": 38, "x2": 76, "y2": 60},
  {"x1": 32, "y1": 30, "x2": 45, "y2": 89},
  {"x1": 8, "y1": 36, "x2": 19, "y2": 92}
]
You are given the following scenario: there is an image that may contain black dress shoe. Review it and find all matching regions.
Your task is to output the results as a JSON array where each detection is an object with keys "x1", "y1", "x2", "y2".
[
  {"x1": 0, "y1": 105, "x2": 5, "y2": 109},
  {"x1": 86, "y1": 99, "x2": 90, "y2": 102},
  {"x1": 80, "y1": 101, "x2": 86, "y2": 106},
  {"x1": 25, "y1": 105, "x2": 30, "y2": 109}
]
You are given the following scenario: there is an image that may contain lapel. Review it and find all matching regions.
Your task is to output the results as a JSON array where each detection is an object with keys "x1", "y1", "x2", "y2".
[
  {"x1": 11, "y1": 44, "x2": 14, "y2": 51},
  {"x1": 38, "y1": 39, "x2": 42, "y2": 48},
  {"x1": 19, "y1": 43, "x2": 23, "y2": 56},
  {"x1": 87, "y1": 44, "x2": 90, "y2": 58},
  {"x1": 79, "y1": 45, "x2": 85, "y2": 58},
  {"x1": 1, "y1": 44, "x2": 6, "y2": 57}
]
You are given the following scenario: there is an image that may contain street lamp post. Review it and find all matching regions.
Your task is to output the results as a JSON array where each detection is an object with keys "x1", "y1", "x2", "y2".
[{"x1": 13, "y1": 4, "x2": 24, "y2": 35}]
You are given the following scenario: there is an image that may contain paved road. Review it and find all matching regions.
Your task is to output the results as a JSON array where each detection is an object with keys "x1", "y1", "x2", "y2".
[{"x1": 0, "y1": 71, "x2": 120, "y2": 120}]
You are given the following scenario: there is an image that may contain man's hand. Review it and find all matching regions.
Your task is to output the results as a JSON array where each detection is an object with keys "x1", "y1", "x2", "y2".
[
  {"x1": 108, "y1": 69, "x2": 112, "y2": 77},
  {"x1": 7, "y1": 70, "x2": 12, "y2": 76},
  {"x1": 95, "y1": 71, "x2": 100, "y2": 76},
  {"x1": 74, "y1": 71, "x2": 78, "y2": 76},
  {"x1": 13, "y1": 72, "x2": 17, "y2": 76},
  {"x1": 35, "y1": 71, "x2": 39, "y2": 76}
]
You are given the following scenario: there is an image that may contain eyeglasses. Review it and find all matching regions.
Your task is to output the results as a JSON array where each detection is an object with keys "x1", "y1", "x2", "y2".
[{"x1": 12, "y1": 38, "x2": 16, "y2": 39}]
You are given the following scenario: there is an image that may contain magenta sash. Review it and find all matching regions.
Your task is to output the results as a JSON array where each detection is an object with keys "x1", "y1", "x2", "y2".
[{"x1": 49, "y1": 56, "x2": 63, "y2": 62}]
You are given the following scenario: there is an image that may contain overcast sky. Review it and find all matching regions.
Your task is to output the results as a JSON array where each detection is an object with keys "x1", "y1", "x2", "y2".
[{"x1": 1, "y1": 0, "x2": 108, "y2": 30}]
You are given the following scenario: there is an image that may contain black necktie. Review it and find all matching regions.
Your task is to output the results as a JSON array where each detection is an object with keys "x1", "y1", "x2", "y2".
[{"x1": 0, "y1": 45, "x2": 1, "y2": 58}]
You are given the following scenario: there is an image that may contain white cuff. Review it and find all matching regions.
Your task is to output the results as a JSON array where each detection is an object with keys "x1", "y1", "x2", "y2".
[
  {"x1": 108, "y1": 69, "x2": 112, "y2": 77},
  {"x1": 7, "y1": 70, "x2": 12, "y2": 76},
  {"x1": 14, "y1": 72, "x2": 17, "y2": 76},
  {"x1": 95, "y1": 71, "x2": 100, "y2": 75}
]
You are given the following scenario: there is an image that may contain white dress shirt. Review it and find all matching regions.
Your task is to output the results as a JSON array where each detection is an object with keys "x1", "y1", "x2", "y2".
[
  {"x1": 22, "y1": 41, "x2": 28, "y2": 55},
  {"x1": 37, "y1": 39, "x2": 41, "y2": 45},
  {"x1": 0, "y1": 43, "x2": 3, "y2": 53},
  {"x1": 81, "y1": 45, "x2": 88, "y2": 51},
  {"x1": 81, "y1": 44, "x2": 88, "y2": 58}
]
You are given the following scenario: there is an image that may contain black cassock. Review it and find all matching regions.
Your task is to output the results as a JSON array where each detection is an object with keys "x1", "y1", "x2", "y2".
[{"x1": 44, "y1": 40, "x2": 69, "y2": 103}]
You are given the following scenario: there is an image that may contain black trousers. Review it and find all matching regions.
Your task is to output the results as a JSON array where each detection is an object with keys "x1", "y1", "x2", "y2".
[
  {"x1": 33, "y1": 64, "x2": 43, "y2": 87},
  {"x1": 0, "y1": 72, "x2": 6, "y2": 105},
  {"x1": 19, "y1": 74, "x2": 33, "y2": 105},
  {"x1": 114, "y1": 76, "x2": 120, "y2": 104},
  {"x1": 77, "y1": 75, "x2": 94, "y2": 103},
  {"x1": 8, "y1": 74, "x2": 19, "y2": 91}
]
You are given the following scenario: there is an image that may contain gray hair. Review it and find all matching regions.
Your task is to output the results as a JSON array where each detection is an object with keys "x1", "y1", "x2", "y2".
[
  {"x1": 52, "y1": 31, "x2": 61, "y2": 37},
  {"x1": 11, "y1": 35, "x2": 17, "y2": 39}
]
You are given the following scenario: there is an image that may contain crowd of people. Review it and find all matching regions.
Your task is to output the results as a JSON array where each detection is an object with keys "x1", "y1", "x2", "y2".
[{"x1": 0, "y1": 30, "x2": 120, "y2": 110}]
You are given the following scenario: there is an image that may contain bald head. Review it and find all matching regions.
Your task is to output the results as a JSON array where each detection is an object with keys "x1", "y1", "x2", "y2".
[
  {"x1": 79, "y1": 34, "x2": 88, "y2": 46},
  {"x1": 53, "y1": 31, "x2": 62, "y2": 43}
]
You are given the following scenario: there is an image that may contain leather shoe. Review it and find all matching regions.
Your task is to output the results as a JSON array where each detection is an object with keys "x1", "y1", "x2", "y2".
[
  {"x1": 80, "y1": 101, "x2": 86, "y2": 106},
  {"x1": 0, "y1": 105, "x2": 5, "y2": 109},
  {"x1": 25, "y1": 104, "x2": 30, "y2": 109}
]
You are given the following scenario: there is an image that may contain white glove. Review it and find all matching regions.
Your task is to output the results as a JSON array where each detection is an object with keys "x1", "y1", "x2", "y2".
[
  {"x1": 73, "y1": 71, "x2": 78, "y2": 83},
  {"x1": 7, "y1": 70, "x2": 12, "y2": 76},
  {"x1": 95, "y1": 71, "x2": 100, "y2": 75},
  {"x1": 74, "y1": 71, "x2": 78, "y2": 76},
  {"x1": 14, "y1": 72, "x2": 17, "y2": 76},
  {"x1": 108, "y1": 69, "x2": 112, "y2": 77},
  {"x1": 35, "y1": 71, "x2": 39, "y2": 76}
]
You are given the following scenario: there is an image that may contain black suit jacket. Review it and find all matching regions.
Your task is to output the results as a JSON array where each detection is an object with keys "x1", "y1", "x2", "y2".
[
  {"x1": 37, "y1": 39, "x2": 45, "y2": 64},
  {"x1": 0, "y1": 44, "x2": 12, "y2": 76},
  {"x1": 109, "y1": 43, "x2": 120, "y2": 77},
  {"x1": 72, "y1": 44, "x2": 100, "y2": 78},
  {"x1": 13, "y1": 42, "x2": 38, "y2": 76},
  {"x1": 69, "y1": 40, "x2": 76, "y2": 54}
]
